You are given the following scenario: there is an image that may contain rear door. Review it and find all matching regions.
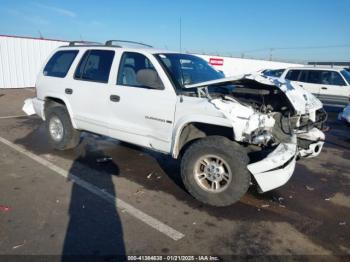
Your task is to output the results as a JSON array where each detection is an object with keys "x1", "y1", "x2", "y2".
[
  {"x1": 285, "y1": 69, "x2": 321, "y2": 96},
  {"x1": 108, "y1": 51, "x2": 177, "y2": 153},
  {"x1": 317, "y1": 70, "x2": 350, "y2": 107},
  {"x1": 67, "y1": 49, "x2": 115, "y2": 136}
]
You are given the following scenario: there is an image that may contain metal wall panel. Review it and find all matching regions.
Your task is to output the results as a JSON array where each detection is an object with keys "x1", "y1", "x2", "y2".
[
  {"x1": 197, "y1": 55, "x2": 302, "y2": 77},
  {"x1": 0, "y1": 35, "x2": 68, "y2": 88}
]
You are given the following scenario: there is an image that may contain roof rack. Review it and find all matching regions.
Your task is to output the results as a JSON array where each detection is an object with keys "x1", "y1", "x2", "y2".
[
  {"x1": 105, "y1": 40, "x2": 153, "y2": 48},
  {"x1": 68, "y1": 41, "x2": 103, "y2": 46}
]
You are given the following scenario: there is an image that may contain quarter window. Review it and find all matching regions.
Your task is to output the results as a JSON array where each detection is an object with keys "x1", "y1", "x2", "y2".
[
  {"x1": 75, "y1": 50, "x2": 115, "y2": 83},
  {"x1": 43, "y1": 50, "x2": 78, "y2": 78}
]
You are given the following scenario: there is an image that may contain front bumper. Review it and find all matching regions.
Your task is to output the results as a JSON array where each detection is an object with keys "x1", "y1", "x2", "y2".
[
  {"x1": 247, "y1": 127, "x2": 325, "y2": 193},
  {"x1": 247, "y1": 143, "x2": 297, "y2": 193},
  {"x1": 22, "y1": 98, "x2": 45, "y2": 119},
  {"x1": 297, "y1": 128, "x2": 325, "y2": 158}
]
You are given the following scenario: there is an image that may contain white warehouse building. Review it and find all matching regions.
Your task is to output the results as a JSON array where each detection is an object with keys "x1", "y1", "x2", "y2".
[
  {"x1": 0, "y1": 35, "x2": 68, "y2": 89},
  {"x1": 0, "y1": 35, "x2": 301, "y2": 89}
]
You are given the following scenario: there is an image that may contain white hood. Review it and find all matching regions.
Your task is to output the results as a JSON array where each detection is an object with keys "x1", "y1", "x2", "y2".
[{"x1": 185, "y1": 74, "x2": 323, "y2": 116}]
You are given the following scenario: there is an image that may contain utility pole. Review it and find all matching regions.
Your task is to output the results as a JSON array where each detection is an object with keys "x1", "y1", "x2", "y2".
[
  {"x1": 269, "y1": 48, "x2": 274, "y2": 61},
  {"x1": 179, "y1": 17, "x2": 182, "y2": 53},
  {"x1": 38, "y1": 30, "x2": 43, "y2": 39}
]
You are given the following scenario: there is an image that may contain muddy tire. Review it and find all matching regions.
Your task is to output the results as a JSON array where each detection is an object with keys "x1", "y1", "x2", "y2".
[
  {"x1": 45, "y1": 105, "x2": 80, "y2": 150},
  {"x1": 180, "y1": 136, "x2": 250, "y2": 207}
]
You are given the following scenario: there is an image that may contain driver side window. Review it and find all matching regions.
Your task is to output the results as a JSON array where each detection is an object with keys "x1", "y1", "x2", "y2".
[{"x1": 117, "y1": 52, "x2": 164, "y2": 89}]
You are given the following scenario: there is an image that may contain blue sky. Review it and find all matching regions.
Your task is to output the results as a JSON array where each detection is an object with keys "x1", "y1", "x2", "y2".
[{"x1": 1, "y1": 0, "x2": 349, "y2": 62}]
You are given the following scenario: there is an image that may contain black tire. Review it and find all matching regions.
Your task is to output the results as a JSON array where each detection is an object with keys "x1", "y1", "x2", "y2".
[
  {"x1": 45, "y1": 105, "x2": 80, "y2": 150},
  {"x1": 180, "y1": 136, "x2": 250, "y2": 207}
]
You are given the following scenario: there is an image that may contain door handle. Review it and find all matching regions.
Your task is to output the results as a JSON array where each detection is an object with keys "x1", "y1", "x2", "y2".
[
  {"x1": 65, "y1": 88, "x2": 73, "y2": 95},
  {"x1": 321, "y1": 87, "x2": 328, "y2": 90},
  {"x1": 110, "y1": 95, "x2": 120, "y2": 102}
]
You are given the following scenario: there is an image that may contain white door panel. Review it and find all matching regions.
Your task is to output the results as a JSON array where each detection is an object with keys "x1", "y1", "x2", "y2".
[
  {"x1": 293, "y1": 81, "x2": 320, "y2": 97},
  {"x1": 318, "y1": 84, "x2": 350, "y2": 107},
  {"x1": 317, "y1": 71, "x2": 350, "y2": 107},
  {"x1": 109, "y1": 86, "x2": 176, "y2": 152},
  {"x1": 67, "y1": 81, "x2": 111, "y2": 136}
]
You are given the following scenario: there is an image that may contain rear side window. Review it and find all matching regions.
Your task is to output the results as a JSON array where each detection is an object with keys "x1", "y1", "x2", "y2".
[
  {"x1": 43, "y1": 50, "x2": 78, "y2": 78},
  {"x1": 75, "y1": 50, "x2": 115, "y2": 83},
  {"x1": 306, "y1": 70, "x2": 322, "y2": 84}
]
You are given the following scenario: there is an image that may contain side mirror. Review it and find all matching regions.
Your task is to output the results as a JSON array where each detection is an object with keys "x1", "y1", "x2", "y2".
[{"x1": 136, "y1": 69, "x2": 164, "y2": 90}]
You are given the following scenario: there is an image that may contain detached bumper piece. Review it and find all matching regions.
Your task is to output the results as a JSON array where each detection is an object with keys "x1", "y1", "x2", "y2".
[
  {"x1": 247, "y1": 143, "x2": 297, "y2": 193},
  {"x1": 22, "y1": 98, "x2": 35, "y2": 115}
]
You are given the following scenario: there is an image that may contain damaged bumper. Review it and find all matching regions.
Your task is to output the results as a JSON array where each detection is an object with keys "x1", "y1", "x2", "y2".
[
  {"x1": 247, "y1": 127, "x2": 325, "y2": 193},
  {"x1": 247, "y1": 143, "x2": 297, "y2": 193},
  {"x1": 22, "y1": 98, "x2": 45, "y2": 119},
  {"x1": 297, "y1": 128, "x2": 325, "y2": 158}
]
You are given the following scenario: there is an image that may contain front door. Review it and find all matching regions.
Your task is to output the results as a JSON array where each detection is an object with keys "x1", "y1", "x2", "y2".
[
  {"x1": 108, "y1": 51, "x2": 177, "y2": 153},
  {"x1": 317, "y1": 70, "x2": 350, "y2": 107}
]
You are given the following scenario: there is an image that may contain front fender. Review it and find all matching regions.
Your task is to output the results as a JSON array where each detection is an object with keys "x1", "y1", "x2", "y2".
[{"x1": 171, "y1": 114, "x2": 232, "y2": 158}]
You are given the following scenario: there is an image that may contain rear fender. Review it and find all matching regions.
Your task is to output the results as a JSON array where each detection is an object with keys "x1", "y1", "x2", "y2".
[{"x1": 44, "y1": 95, "x2": 77, "y2": 129}]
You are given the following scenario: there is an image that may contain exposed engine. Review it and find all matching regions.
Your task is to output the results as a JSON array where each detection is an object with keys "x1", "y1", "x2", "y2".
[{"x1": 205, "y1": 82, "x2": 326, "y2": 149}]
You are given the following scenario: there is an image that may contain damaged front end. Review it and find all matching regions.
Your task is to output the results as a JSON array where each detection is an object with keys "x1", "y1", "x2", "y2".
[{"x1": 185, "y1": 74, "x2": 327, "y2": 192}]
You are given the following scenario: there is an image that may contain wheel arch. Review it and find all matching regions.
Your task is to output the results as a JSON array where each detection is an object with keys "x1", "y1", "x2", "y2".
[
  {"x1": 44, "y1": 96, "x2": 77, "y2": 128},
  {"x1": 172, "y1": 120, "x2": 234, "y2": 159}
]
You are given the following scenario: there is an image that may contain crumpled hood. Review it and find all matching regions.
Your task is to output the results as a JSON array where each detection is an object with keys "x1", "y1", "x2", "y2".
[{"x1": 185, "y1": 74, "x2": 323, "y2": 116}]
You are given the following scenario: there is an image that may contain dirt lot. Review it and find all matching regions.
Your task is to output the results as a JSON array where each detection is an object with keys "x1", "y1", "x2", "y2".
[{"x1": 0, "y1": 88, "x2": 349, "y2": 260}]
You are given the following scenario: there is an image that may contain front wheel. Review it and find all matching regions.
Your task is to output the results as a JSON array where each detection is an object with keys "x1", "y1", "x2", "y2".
[{"x1": 180, "y1": 136, "x2": 250, "y2": 207}]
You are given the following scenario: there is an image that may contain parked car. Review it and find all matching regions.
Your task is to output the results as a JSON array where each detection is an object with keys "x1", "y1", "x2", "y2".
[
  {"x1": 339, "y1": 104, "x2": 350, "y2": 126},
  {"x1": 262, "y1": 67, "x2": 350, "y2": 108},
  {"x1": 23, "y1": 40, "x2": 327, "y2": 206}
]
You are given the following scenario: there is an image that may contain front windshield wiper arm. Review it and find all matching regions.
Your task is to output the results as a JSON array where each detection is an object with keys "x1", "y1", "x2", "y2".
[{"x1": 196, "y1": 86, "x2": 212, "y2": 99}]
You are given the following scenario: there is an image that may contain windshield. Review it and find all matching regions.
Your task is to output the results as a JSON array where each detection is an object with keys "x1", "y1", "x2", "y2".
[
  {"x1": 262, "y1": 69, "x2": 285, "y2": 78},
  {"x1": 155, "y1": 53, "x2": 224, "y2": 89},
  {"x1": 341, "y1": 69, "x2": 350, "y2": 85}
]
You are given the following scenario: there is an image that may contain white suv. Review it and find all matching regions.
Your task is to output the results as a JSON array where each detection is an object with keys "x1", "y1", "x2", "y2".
[
  {"x1": 263, "y1": 67, "x2": 350, "y2": 108},
  {"x1": 24, "y1": 40, "x2": 327, "y2": 206}
]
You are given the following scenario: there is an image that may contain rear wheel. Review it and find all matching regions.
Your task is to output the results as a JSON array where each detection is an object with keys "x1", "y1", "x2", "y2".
[
  {"x1": 181, "y1": 136, "x2": 250, "y2": 206},
  {"x1": 45, "y1": 106, "x2": 80, "y2": 150}
]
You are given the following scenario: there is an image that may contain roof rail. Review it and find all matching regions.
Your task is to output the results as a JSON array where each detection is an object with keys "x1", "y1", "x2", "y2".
[
  {"x1": 68, "y1": 41, "x2": 103, "y2": 46},
  {"x1": 105, "y1": 40, "x2": 153, "y2": 48}
]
